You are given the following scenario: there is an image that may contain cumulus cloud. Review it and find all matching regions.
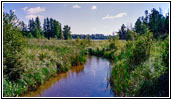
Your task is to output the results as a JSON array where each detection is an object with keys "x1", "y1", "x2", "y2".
[
  {"x1": 102, "y1": 13, "x2": 127, "y2": 20},
  {"x1": 12, "y1": 9, "x2": 16, "y2": 12},
  {"x1": 25, "y1": 14, "x2": 44, "y2": 19},
  {"x1": 22, "y1": 6, "x2": 45, "y2": 14},
  {"x1": 91, "y1": 6, "x2": 97, "y2": 10},
  {"x1": 72, "y1": 4, "x2": 81, "y2": 8},
  {"x1": 22, "y1": 6, "x2": 45, "y2": 20}
]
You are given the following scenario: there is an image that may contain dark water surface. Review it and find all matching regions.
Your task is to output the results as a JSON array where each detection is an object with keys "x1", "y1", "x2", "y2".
[{"x1": 23, "y1": 56, "x2": 115, "y2": 97}]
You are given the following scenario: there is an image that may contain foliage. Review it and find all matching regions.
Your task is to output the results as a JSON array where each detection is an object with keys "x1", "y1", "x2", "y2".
[
  {"x1": 27, "y1": 17, "x2": 41, "y2": 38},
  {"x1": 135, "y1": 8, "x2": 169, "y2": 39},
  {"x1": 3, "y1": 10, "x2": 25, "y2": 80},
  {"x1": 126, "y1": 30, "x2": 135, "y2": 41},
  {"x1": 3, "y1": 39, "x2": 87, "y2": 97},
  {"x1": 63, "y1": 25, "x2": 72, "y2": 40},
  {"x1": 118, "y1": 24, "x2": 127, "y2": 40},
  {"x1": 162, "y1": 37, "x2": 169, "y2": 69},
  {"x1": 27, "y1": 32, "x2": 33, "y2": 38},
  {"x1": 129, "y1": 29, "x2": 153, "y2": 69},
  {"x1": 72, "y1": 34, "x2": 111, "y2": 40}
]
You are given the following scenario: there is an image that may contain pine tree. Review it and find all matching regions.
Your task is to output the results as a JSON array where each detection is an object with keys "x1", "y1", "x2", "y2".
[
  {"x1": 43, "y1": 18, "x2": 51, "y2": 39},
  {"x1": 35, "y1": 16, "x2": 41, "y2": 36},
  {"x1": 59, "y1": 23, "x2": 64, "y2": 39},
  {"x1": 118, "y1": 24, "x2": 127, "y2": 40},
  {"x1": 20, "y1": 21, "x2": 27, "y2": 36},
  {"x1": 63, "y1": 25, "x2": 71, "y2": 40},
  {"x1": 53, "y1": 20, "x2": 60, "y2": 39}
]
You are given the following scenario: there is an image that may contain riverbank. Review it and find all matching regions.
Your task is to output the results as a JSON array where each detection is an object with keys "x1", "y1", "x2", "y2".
[
  {"x1": 88, "y1": 37, "x2": 169, "y2": 96},
  {"x1": 21, "y1": 56, "x2": 114, "y2": 97},
  {"x1": 3, "y1": 39, "x2": 87, "y2": 97}
]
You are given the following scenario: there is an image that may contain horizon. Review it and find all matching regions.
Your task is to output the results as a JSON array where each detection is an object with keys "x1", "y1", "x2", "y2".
[{"x1": 3, "y1": 2, "x2": 169, "y2": 35}]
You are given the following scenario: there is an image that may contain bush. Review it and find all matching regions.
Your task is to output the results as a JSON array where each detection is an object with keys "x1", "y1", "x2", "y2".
[
  {"x1": 162, "y1": 37, "x2": 169, "y2": 69},
  {"x1": 109, "y1": 36, "x2": 120, "y2": 52},
  {"x1": 129, "y1": 29, "x2": 153, "y2": 69},
  {"x1": 126, "y1": 30, "x2": 135, "y2": 41}
]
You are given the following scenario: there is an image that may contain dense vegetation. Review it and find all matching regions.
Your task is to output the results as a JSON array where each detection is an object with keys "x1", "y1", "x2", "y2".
[
  {"x1": 3, "y1": 7, "x2": 169, "y2": 97},
  {"x1": 88, "y1": 8, "x2": 169, "y2": 97}
]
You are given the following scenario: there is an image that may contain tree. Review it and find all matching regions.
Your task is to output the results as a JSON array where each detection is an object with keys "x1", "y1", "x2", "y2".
[
  {"x1": 43, "y1": 18, "x2": 51, "y2": 39},
  {"x1": 28, "y1": 18, "x2": 35, "y2": 35},
  {"x1": 53, "y1": 20, "x2": 60, "y2": 39},
  {"x1": 135, "y1": 17, "x2": 149, "y2": 35},
  {"x1": 164, "y1": 12, "x2": 169, "y2": 34},
  {"x1": 118, "y1": 24, "x2": 127, "y2": 40},
  {"x1": 148, "y1": 8, "x2": 165, "y2": 38},
  {"x1": 43, "y1": 18, "x2": 62, "y2": 39},
  {"x1": 27, "y1": 32, "x2": 33, "y2": 38},
  {"x1": 20, "y1": 21, "x2": 27, "y2": 37},
  {"x1": 143, "y1": 10, "x2": 149, "y2": 25},
  {"x1": 35, "y1": 17, "x2": 41, "y2": 32},
  {"x1": 63, "y1": 25, "x2": 72, "y2": 40},
  {"x1": 3, "y1": 10, "x2": 24, "y2": 80},
  {"x1": 49, "y1": 18, "x2": 54, "y2": 37},
  {"x1": 34, "y1": 28, "x2": 40, "y2": 38},
  {"x1": 59, "y1": 23, "x2": 64, "y2": 40},
  {"x1": 35, "y1": 16, "x2": 41, "y2": 36}
]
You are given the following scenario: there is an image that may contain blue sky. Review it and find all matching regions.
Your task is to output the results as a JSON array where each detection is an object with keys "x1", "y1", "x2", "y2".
[{"x1": 3, "y1": 3, "x2": 169, "y2": 35}]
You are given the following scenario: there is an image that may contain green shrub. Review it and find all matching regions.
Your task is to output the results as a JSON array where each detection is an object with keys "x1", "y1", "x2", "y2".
[
  {"x1": 129, "y1": 29, "x2": 153, "y2": 69},
  {"x1": 3, "y1": 10, "x2": 25, "y2": 80},
  {"x1": 162, "y1": 37, "x2": 169, "y2": 69},
  {"x1": 126, "y1": 30, "x2": 135, "y2": 41}
]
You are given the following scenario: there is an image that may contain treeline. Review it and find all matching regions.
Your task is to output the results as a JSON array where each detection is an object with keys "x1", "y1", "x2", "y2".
[
  {"x1": 117, "y1": 8, "x2": 169, "y2": 40},
  {"x1": 20, "y1": 15, "x2": 71, "y2": 40},
  {"x1": 72, "y1": 34, "x2": 111, "y2": 40}
]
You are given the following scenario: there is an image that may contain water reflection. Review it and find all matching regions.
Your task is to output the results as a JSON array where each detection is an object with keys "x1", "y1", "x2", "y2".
[{"x1": 22, "y1": 56, "x2": 115, "y2": 97}]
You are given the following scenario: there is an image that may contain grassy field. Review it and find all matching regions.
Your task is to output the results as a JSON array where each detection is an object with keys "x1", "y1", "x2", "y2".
[
  {"x1": 3, "y1": 38, "x2": 90, "y2": 97},
  {"x1": 3, "y1": 37, "x2": 169, "y2": 97}
]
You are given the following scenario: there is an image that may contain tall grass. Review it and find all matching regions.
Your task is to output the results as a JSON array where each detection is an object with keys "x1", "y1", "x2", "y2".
[
  {"x1": 88, "y1": 35, "x2": 169, "y2": 96},
  {"x1": 3, "y1": 38, "x2": 87, "y2": 97}
]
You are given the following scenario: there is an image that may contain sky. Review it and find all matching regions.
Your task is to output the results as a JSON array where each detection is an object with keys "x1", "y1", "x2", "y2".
[{"x1": 3, "y1": 2, "x2": 169, "y2": 35}]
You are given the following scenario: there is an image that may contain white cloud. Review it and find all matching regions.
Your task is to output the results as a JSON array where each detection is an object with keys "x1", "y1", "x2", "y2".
[
  {"x1": 22, "y1": 6, "x2": 45, "y2": 20},
  {"x1": 22, "y1": 6, "x2": 45, "y2": 14},
  {"x1": 12, "y1": 9, "x2": 16, "y2": 12},
  {"x1": 102, "y1": 13, "x2": 127, "y2": 20},
  {"x1": 91, "y1": 6, "x2": 97, "y2": 10},
  {"x1": 72, "y1": 4, "x2": 81, "y2": 8},
  {"x1": 25, "y1": 14, "x2": 44, "y2": 20},
  {"x1": 27, "y1": 7, "x2": 45, "y2": 14},
  {"x1": 22, "y1": 7, "x2": 28, "y2": 11}
]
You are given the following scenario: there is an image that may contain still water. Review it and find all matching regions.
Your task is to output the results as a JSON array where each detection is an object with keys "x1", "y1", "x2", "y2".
[{"x1": 23, "y1": 56, "x2": 115, "y2": 97}]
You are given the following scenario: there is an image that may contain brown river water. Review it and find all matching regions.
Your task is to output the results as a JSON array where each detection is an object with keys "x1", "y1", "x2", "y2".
[{"x1": 22, "y1": 56, "x2": 115, "y2": 97}]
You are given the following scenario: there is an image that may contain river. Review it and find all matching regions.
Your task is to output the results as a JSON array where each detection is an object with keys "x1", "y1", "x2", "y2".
[{"x1": 22, "y1": 56, "x2": 115, "y2": 97}]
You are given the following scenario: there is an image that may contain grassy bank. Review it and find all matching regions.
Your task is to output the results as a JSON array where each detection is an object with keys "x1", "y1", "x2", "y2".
[
  {"x1": 3, "y1": 38, "x2": 87, "y2": 97},
  {"x1": 88, "y1": 36, "x2": 169, "y2": 96}
]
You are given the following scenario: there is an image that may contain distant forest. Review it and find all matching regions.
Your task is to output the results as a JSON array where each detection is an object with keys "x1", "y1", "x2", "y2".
[
  {"x1": 19, "y1": 15, "x2": 111, "y2": 40},
  {"x1": 72, "y1": 34, "x2": 111, "y2": 40}
]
